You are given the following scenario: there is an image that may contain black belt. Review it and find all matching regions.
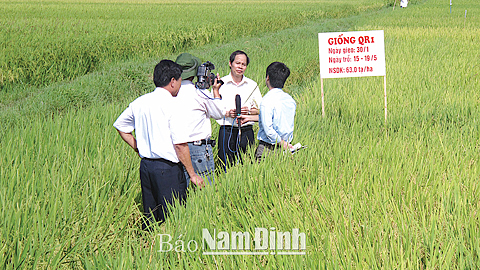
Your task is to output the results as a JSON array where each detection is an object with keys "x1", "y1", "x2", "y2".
[
  {"x1": 189, "y1": 138, "x2": 216, "y2": 147},
  {"x1": 259, "y1": 140, "x2": 279, "y2": 150},
  {"x1": 142, "y1": 157, "x2": 179, "y2": 166},
  {"x1": 222, "y1": 125, "x2": 253, "y2": 131}
]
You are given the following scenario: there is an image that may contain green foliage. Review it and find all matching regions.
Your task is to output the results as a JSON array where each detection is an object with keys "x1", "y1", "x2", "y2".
[{"x1": 0, "y1": 0, "x2": 387, "y2": 91}]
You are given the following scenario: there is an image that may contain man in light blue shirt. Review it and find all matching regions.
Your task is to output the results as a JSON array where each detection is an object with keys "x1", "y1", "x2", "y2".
[{"x1": 239, "y1": 62, "x2": 296, "y2": 160}]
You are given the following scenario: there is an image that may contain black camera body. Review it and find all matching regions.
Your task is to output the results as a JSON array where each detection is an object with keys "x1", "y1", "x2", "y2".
[{"x1": 195, "y1": 61, "x2": 223, "y2": 89}]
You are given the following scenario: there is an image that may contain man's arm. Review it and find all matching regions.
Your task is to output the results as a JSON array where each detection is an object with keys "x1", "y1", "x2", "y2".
[
  {"x1": 174, "y1": 143, "x2": 205, "y2": 189},
  {"x1": 116, "y1": 129, "x2": 139, "y2": 154},
  {"x1": 238, "y1": 114, "x2": 258, "y2": 124},
  {"x1": 206, "y1": 74, "x2": 229, "y2": 120},
  {"x1": 212, "y1": 74, "x2": 222, "y2": 99}
]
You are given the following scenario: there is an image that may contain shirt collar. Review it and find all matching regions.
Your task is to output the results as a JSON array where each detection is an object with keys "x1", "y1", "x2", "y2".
[
  {"x1": 181, "y1": 80, "x2": 194, "y2": 86},
  {"x1": 154, "y1": 87, "x2": 172, "y2": 96},
  {"x1": 268, "y1": 88, "x2": 283, "y2": 94},
  {"x1": 224, "y1": 73, "x2": 247, "y2": 86}
]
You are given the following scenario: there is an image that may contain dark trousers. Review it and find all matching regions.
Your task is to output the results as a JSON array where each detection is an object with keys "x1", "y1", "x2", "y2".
[
  {"x1": 217, "y1": 125, "x2": 255, "y2": 168},
  {"x1": 255, "y1": 140, "x2": 280, "y2": 161},
  {"x1": 139, "y1": 158, "x2": 187, "y2": 229}
]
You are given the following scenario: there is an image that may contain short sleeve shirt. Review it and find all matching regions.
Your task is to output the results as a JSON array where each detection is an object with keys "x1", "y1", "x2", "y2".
[{"x1": 113, "y1": 87, "x2": 187, "y2": 162}]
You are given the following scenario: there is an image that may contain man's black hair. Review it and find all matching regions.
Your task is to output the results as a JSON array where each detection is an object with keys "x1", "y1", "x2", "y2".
[
  {"x1": 153, "y1": 60, "x2": 183, "y2": 87},
  {"x1": 229, "y1": 50, "x2": 250, "y2": 66},
  {"x1": 266, "y1": 62, "x2": 290, "y2": 89}
]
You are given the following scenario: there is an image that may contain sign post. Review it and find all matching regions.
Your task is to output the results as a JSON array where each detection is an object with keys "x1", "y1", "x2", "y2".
[{"x1": 318, "y1": 30, "x2": 387, "y2": 121}]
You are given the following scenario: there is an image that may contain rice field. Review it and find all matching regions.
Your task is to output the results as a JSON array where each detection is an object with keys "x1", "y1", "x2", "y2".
[
  {"x1": 0, "y1": 0, "x2": 387, "y2": 91},
  {"x1": 1, "y1": 0, "x2": 479, "y2": 268}
]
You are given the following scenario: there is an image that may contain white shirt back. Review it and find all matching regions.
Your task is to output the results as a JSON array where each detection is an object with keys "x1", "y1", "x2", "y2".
[
  {"x1": 173, "y1": 80, "x2": 225, "y2": 141},
  {"x1": 113, "y1": 87, "x2": 186, "y2": 162}
]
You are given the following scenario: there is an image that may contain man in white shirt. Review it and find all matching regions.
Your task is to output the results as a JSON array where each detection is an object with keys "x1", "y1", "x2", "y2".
[
  {"x1": 239, "y1": 62, "x2": 296, "y2": 161},
  {"x1": 113, "y1": 60, "x2": 204, "y2": 229},
  {"x1": 174, "y1": 53, "x2": 225, "y2": 186},
  {"x1": 216, "y1": 50, "x2": 262, "y2": 168}
]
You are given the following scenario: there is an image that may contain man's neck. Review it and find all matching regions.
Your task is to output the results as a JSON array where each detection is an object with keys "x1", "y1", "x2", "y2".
[
  {"x1": 231, "y1": 72, "x2": 243, "y2": 85},
  {"x1": 266, "y1": 80, "x2": 274, "y2": 91}
]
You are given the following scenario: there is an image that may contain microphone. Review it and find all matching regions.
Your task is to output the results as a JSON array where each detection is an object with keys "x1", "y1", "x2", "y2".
[
  {"x1": 235, "y1": 94, "x2": 241, "y2": 124},
  {"x1": 235, "y1": 94, "x2": 242, "y2": 139}
]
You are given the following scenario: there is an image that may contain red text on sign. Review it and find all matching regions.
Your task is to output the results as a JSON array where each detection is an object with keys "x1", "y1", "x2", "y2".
[{"x1": 327, "y1": 34, "x2": 375, "y2": 46}]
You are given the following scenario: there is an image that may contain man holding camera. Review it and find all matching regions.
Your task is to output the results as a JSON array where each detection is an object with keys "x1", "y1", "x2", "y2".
[
  {"x1": 113, "y1": 59, "x2": 204, "y2": 229},
  {"x1": 215, "y1": 50, "x2": 263, "y2": 168},
  {"x1": 174, "y1": 53, "x2": 225, "y2": 186}
]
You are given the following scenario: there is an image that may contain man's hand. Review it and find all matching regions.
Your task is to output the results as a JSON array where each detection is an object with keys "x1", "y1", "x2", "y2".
[
  {"x1": 249, "y1": 107, "x2": 259, "y2": 115},
  {"x1": 174, "y1": 143, "x2": 206, "y2": 190},
  {"x1": 190, "y1": 174, "x2": 205, "y2": 189},
  {"x1": 227, "y1": 109, "x2": 236, "y2": 118},
  {"x1": 237, "y1": 114, "x2": 258, "y2": 125},
  {"x1": 280, "y1": 140, "x2": 293, "y2": 151},
  {"x1": 212, "y1": 73, "x2": 223, "y2": 99},
  {"x1": 227, "y1": 106, "x2": 249, "y2": 118}
]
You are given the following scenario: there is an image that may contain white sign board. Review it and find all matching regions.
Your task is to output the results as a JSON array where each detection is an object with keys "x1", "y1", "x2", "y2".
[{"x1": 318, "y1": 30, "x2": 385, "y2": 79}]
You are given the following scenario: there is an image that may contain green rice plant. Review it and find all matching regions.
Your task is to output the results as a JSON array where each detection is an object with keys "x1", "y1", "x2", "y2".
[{"x1": 0, "y1": 0, "x2": 388, "y2": 92}]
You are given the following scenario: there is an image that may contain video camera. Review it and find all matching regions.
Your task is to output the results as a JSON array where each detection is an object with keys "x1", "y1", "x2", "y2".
[{"x1": 195, "y1": 61, "x2": 223, "y2": 89}]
